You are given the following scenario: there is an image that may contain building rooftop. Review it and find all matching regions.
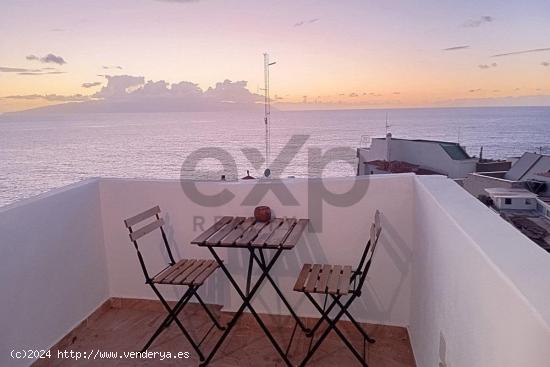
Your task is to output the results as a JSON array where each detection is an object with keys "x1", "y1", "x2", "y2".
[
  {"x1": 485, "y1": 187, "x2": 539, "y2": 198},
  {"x1": 370, "y1": 136, "x2": 472, "y2": 160},
  {"x1": 365, "y1": 160, "x2": 439, "y2": 175},
  {"x1": 506, "y1": 152, "x2": 550, "y2": 181}
]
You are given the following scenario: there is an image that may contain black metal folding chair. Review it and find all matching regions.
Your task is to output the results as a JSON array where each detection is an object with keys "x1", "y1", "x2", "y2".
[
  {"x1": 293, "y1": 210, "x2": 382, "y2": 366},
  {"x1": 124, "y1": 206, "x2": 225, "y2": 362}
]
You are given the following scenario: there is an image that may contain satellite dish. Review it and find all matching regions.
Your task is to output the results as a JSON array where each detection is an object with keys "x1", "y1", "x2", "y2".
[{"x1": 264, "y1": 168, "x2": 271, "y2": 178}]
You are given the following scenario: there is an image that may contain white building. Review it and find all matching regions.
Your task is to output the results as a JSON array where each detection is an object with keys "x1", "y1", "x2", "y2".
[
  {"x1": 357, "y1": 134, "x2": 478, "y2": 179},
  {"x1": 464, "y1": 152, "x2": 550, "y2": 198},
  {"x1": 536, "y1": 197, "x2": 550, "y2": 218},
  {"x1": 485, "y1": 187, "x2": 539, "y2": 211}
]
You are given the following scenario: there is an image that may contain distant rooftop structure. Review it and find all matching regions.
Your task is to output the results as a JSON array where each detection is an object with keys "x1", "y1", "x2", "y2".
[
  {"x1": 505, "y1": 152, "x2": 550, "y2": 181},
  {"x1": 485, "y1": 187, "x2": 539, "y2": 199},
  {"x1": 365, "y1": 160, "x2": 439, "y2": 175},
  {"x1": 357, "y1": 134, "x2": 483, "y2": 179},
  {"x1": 384, "y1": 137, "x2": 472, "y2": 160},
  {"x1": 463, "y1": 152, "x2": 550, "y2": 199}
]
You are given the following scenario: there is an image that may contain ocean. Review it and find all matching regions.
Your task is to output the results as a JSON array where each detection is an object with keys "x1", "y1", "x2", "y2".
[{"x1": 1, "y1": 106, "x2": 549, "y2": 207}]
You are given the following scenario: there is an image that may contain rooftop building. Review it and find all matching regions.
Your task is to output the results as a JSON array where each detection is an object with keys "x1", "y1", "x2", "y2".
[
  {"x1": 464, "y1": 152, "x2": 550, "y2": 198},
  {"x1": 357, "y1": 134, "x2": 509, "y2": 179}
]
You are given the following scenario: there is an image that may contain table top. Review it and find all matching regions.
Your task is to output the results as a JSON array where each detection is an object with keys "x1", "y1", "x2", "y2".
[{"x1": 191, "y1": 216, "x2": 309, "y2": 249}]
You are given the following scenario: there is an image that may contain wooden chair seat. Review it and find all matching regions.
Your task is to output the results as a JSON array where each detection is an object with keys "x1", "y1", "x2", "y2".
[
  {"x1": 152, "y1": 259, "x2": 219, "y2": 286},
  {"x1": 293, "y1": 263, "x2": 353, "y2": 296}
]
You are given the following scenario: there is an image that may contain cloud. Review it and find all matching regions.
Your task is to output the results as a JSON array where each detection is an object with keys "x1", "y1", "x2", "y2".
[
  {"x1": 170, "y1": 81, "x2": 203, "y2": 97},
  {"x1": 478, "y1": 62, "x2": 497, "y2": 69},
  {"x1": 393, "y1": 92, "x2": 401, "y2": 95},
  {"x1": 543, "y1": 61, "x2": 550, "y2": 67},
  {"x1": 5, "y1": 74, "x2": 265, "y2": 114},
  {"x1": 204, "y1": 79, "x2": 261, "y2": 103},
  {"x1": 0, "y1": 66, "x2": 39, "y2": 73},
  {"x1": 469, "y1": 88, "x2": 482, "y2": 93},
  {"x1": 93, "y1": 75, "x2": 145, "y2": 98},
  {"x1": 82, "y1": 82, "x2": 102, "y2": 88},
  {"x1": 50, "y1": 28, "x2": 65, "y2": 32},
  {"x1": 462, "y1": 16, "x2": 493, "y2": 28},
  {"x1": 102, "y1": 65, "x2": 123, "y2": 70},
  {"x1": 3, "y1": 94, "x2": 89, "y2": 102},
  {"x1": 443, "y1": 45, "x2": 469, "y2": 51},
  {"x1": 349, "y1": 92, "x2": 358, "y2": 97},
  {"x1": 491, "y1": 47, "x2": 550, "y2": 57},
  {"x1": 294, "y1": 18, "x2": 319, "y2": 27},
  {"x1": 18, "y1": 71, "x2": 66, "y2": 75},
  {"x1": 0, "y1": 66, "x2": 65, "y2": 75},
  {"x1": 26, "y1": 53, "x2": 67, "y2": 65}
]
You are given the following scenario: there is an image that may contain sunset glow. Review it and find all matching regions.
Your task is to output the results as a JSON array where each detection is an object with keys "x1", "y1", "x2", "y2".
[{"x1": 1, "y1": 0, "x2": 550, "y2": 112}]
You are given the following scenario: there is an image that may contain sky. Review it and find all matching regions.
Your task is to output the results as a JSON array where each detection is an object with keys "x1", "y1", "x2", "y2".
[{"x1": 0, "y1": 0, "x2": 549, "y2": 112}]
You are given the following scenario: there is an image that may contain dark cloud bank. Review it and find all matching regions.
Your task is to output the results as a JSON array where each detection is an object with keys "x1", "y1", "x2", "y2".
[
  {"x1": 26, "y1": 53, "x2": 67, "y2": 65},
  {"x1": 6, "y1": 75, "x2": 264, "y2": 114}
]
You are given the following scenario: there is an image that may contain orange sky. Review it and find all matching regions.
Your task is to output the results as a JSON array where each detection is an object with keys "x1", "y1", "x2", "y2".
[{"x1": 1, "y1": 0, "x2": 549, "y2": 112}]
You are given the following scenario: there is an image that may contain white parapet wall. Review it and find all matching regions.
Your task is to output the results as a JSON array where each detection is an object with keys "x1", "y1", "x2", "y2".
[
  {"x1": 0, "y1": 179, "x2": 109, "y2": 367},
  {"x1": 98, "y1": 174, "x2": 415, "y2": 326},
  {"x1": 411, "y1": 175, "x2": 550, "y2": 367}
]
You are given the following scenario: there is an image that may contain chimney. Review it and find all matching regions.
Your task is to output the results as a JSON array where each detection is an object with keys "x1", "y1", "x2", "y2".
[{"x1": 386, "y1": 132, "x2": 392, "y2": 162}]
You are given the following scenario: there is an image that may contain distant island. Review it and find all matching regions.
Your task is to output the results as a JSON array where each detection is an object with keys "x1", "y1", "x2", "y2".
[{"x1": 5, "y1": 76, "x2": 266, "y2": 115}]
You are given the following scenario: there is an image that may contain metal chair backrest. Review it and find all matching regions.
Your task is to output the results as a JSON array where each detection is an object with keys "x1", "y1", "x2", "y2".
[
  {"x1": 356, "y1": 210, "x2": 382, "y2": 292},
  {"x1": 124, "y1": 206, "x2": 176, "y2": 282}
]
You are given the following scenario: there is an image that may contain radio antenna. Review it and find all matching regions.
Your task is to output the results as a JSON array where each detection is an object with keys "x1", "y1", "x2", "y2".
[{"x1": 263, "y1": 53, "x2": 276, "y2": 177}]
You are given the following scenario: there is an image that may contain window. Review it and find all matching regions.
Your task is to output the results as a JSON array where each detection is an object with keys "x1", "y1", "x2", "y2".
[
  {"x1": 525, "y1": 199, "x2": 532, "y2": 205},
  {"x1": 504, "y1": 198, "x2": 512, "y2": 205}
]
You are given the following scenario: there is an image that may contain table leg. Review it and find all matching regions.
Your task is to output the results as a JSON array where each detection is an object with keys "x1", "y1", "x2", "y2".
[
  {"x1": 250, "y1": 248, "x2": 310, "y2": 333},
  {"x1": 201, "y1": 247, "x2": 293, "y2": 367}
]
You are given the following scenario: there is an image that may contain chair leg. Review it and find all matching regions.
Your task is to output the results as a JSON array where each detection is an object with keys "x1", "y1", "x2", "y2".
[
  {"x1": 305, "y1": 294, "x2": 342, "y2": 337},
  {"x1": 142, "y1": 286, "x2": 195, "y2": 351},
  {"x1": 300, "y1": 292, "x2": 368, "y2": 367},
  {"x1": 331, "y1": 295, "x2": 375, "y2": 344},
  {"x1": 148, "y1": 284, "x2": 206, "y2": 361},
  {"x1": 162, "y1": 287, "x2": 196, "y2": 329},
  {"x1": 192, "y1": 288, "x2": 226, "y2": 330}
]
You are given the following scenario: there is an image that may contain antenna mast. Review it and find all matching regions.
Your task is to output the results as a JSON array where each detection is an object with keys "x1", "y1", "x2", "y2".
[{"x1": 263, "y1": 53, "x2": 276, "y2": 176}]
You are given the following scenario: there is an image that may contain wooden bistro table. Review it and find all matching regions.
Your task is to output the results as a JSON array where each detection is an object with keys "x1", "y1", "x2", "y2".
[{"x1": 191, "y1": 216, "x2": 309, "y2": 367}]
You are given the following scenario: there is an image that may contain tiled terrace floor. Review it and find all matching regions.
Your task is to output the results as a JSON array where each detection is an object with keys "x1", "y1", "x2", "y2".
[{"x1": 34, "y1": 298, "x2": 416, "y2": 366}]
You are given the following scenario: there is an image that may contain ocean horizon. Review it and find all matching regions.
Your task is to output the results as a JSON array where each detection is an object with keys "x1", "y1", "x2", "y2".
[{"x1": 1, "y1": 105, "x2": 549, "y2": 207}]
